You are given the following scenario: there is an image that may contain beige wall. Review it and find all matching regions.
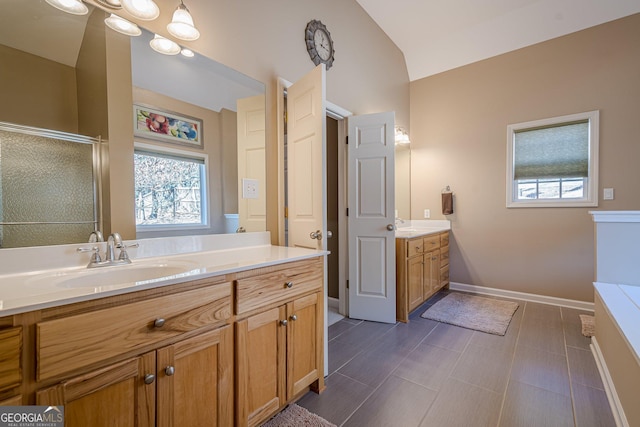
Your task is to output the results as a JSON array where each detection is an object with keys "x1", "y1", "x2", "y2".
[
  {"x1": 0, "y1": 45, "x2": 78, "y2": 133},
  {"x1": 409, "y1": 14, "x2": 640, "y2": 302}
]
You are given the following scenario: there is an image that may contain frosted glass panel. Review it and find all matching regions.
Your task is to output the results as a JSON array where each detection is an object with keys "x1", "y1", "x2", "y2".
[{"x1": 0, "y1": 129, "x2": 97, "y2": 248}]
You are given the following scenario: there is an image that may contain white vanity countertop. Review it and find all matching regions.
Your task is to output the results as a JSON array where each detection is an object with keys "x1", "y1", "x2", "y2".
[
  {"x1": 0, "y1": 232, "x2": 327, "y2": 317},
  {"x1": 395, "y1": 220, "x2": 451, "y2": 238}
]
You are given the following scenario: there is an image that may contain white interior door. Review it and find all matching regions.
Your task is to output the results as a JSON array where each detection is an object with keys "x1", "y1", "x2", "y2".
[
  {"x1": 287, "y1": 65, "x2": 327, "y2": 251},
  {"x1": 348, "y1": 112, "x2": 396, "y2": 323},
  {"x1": 237, "y1": 94, "x2": 266, "y2": 232}
]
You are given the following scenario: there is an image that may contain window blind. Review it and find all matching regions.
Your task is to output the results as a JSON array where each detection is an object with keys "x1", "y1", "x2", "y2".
[{"x1": 513, "y1": 120, "x2": 589, "y2": 180}]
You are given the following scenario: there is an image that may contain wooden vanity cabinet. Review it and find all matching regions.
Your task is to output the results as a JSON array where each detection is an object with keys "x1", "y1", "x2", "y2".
[
  {"x1": 33, "y1": 277, "x2": 234, "y2": 427},
  {"x1": 396, "y1": 231, "x2": 450, "y2": 322},
  {"x1": 0, "y1": 326, "x2": 22, "y2": 393},
  {"x1": 235, "y1": 258, "x2": 325, "y2": 427}
]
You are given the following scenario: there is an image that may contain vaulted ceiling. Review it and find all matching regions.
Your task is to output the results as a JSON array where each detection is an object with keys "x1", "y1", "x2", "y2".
[{"x1": 356, "y1": 0, "x2": 640, "y2": 81}]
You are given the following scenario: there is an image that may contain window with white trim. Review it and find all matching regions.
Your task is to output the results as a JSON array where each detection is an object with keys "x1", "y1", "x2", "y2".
[
  {"x1": 134, "y1": 144, "x2": 208, "y2": 229},
  {"x1": 506, "y1": 111, "x2": 599, "y2": 208}
]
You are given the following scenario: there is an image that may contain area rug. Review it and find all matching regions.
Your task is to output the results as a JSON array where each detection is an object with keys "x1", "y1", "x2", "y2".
[
  {"x1": 421, "y1": 293, "x2": 519, "y2": 335},
  {"x1": 261, "y1": 404, "x2": 336, "y2": 427},
  {"x1": 579, "y1": 314, "x2": 595, "y2": 337}
]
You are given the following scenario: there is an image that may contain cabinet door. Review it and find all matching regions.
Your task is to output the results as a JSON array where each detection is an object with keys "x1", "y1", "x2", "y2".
[
  {"x1": 286, "y1": 292, "x2": 324, "y2": 398},
  {"x1": 236, "y1": 306, "x2": 286, "y2": 427},
  {"x1": 423, "y1": 251, "x2": 441, "y2": 300},
  {"x1": 36, "y1": 354, "x2": 155, "y2": 427},
  {"x1": 429, "y1": 251, "x2": 442, "y2": 293},
  {"x1": 407, "y1": 256, "x2": 425, "y2": 311},
  {"x1": 157, "y1": 326, "x2": 233, "y2": 427}
]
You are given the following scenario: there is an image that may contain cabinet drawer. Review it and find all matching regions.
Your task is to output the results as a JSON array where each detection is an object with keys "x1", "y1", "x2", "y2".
[
  {"x1": 236, "y1": 258, "x2": 323, "y2": 316},
  {"x1": 440, "y1": 245, "x2": 449, "y2": 267},
  {"x1": 406, "y1": 238, "x2": 424, "y2": 258},
  {"x1": 0, "y1": 327, "x2": 22, "y2": 392},
  {"x1": 37, "y1": 282, "x2": 231, "y2": 381},
  {"x1": 440, "y1": 232, "x2": 450, "y2": 248},
  {"x1": 424, "y1": 235, "x2": 440, "y2": 251}
]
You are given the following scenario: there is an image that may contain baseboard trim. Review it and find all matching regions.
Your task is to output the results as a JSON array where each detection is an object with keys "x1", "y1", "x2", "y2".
[
  {"x1": 449, "y1": 282, "x2": 594, "y2": 311},
  {"x1": 591, "y1": 337, "x2": 628, "y2": 427},
  {"x1": 328, "y1": 296, "x2": 339, "y2": 309}
]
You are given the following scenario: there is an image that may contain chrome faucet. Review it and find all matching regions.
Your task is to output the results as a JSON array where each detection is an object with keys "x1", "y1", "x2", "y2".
[
  {"x1": 77, "y1": 231, "x2": 138, "y2": 268},
  {"x1": 106, "y1": 232, "x2": 122, "y2": 262}
]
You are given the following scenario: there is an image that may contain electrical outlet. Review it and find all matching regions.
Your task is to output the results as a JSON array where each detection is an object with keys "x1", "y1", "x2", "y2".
[{"x1": 424, "y1": 209, "x2": 430, "y2": 219}]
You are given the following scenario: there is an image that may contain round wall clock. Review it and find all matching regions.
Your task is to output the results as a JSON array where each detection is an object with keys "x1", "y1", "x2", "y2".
[{"x1": 305, "y1": 20, "x2": 335, "y2": 70}]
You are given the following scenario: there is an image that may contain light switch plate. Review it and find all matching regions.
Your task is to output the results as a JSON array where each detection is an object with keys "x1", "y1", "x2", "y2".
[
  {"x1": 242, "y1": 178, "x2": 259, "y2": 199},
  {"x1": 603, "y1": 188, "x2": 614, "y2": 200},
  {"x1": 424, "y1": 209, "x2": 430, "y2": 219}
]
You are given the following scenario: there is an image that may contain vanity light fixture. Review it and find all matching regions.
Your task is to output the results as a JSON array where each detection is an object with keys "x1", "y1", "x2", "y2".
[
  {"x1": 121, "y1": 0, "x2": 160, "y2": 21},
  {"x1": 395, "y1": 127, "x2": 410, "y2": 145},
  {"x1": 167, "y1": 1, "x2": 200, "y2": 41},
  {"x1": 44, "y1": 0, "x2": 88, "y2": 15},
  {"x1": 105, "y1": 14, "x2": 142, "y2": 36},
  {"x1": 96, "y1": 0, "x2": 122, "y2": 9},
  {"x1": 180, "y1": 48, "x2": 195, "y2": 58},
  {"x1": 149, "y1": 34, "x2": 181, "y2": 55}
]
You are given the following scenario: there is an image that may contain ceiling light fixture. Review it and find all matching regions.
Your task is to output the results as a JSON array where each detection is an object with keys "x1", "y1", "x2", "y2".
[
  {"x1": 149, "y1": 34, "x2": 181, "y2": 55},
  {"x1": 167, "y1": 1, "x2": 200, "y2": 41},
  {"x1": 121, "y1": 0, "x2": 160, "y2": 21},
  {"x1": 180, "y1": 48, "x2": 195, "y2": 58},
  {"x1": 96, "y1": 0, "x2": 122, "y2": 9},
  {"x1": 44, "y1": 0, "x2": 88, "y2": 15},
  {"x1": 105, "y1": 14, "x2": 142, "y2": 36}
]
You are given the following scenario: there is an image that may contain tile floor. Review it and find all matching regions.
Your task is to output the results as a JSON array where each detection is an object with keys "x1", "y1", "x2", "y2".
[{"x1": 298, "y1": 291, "x2": 616, "y2": 427}]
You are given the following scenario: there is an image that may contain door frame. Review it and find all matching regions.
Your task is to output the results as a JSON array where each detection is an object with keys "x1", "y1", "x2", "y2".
[{"x1": 276, "y1": 77, "x2": 351, "y2": 318}]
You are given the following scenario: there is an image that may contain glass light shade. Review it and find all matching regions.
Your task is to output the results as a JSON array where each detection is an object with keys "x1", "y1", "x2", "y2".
[
  {"x1": 149, "y1": 34, "x2": 181, "y2": 55},
  {"x1": 96, "y1": 0, "x2": 122, "y2": 8},
  {"x1": 121, "y1": 0, "x2": 159, "y2": 21},
  {"x1": 44, "y1": 0, "x2": 88, "y2": 15},
  {"x1": 395, "y1": 127, "x2": 410, "y2": 145},
  {"x1": 180, "y1": 48, "x2": 195, "y2": 58},
  {"x1": 167, "y1": 3, "x2": 200, "y2": 41},
  {"x1": 105, "y1": 14, "x2": 141, "y2": 36}
]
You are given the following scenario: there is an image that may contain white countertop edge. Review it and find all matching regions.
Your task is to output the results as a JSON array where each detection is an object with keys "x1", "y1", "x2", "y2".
[
  {"x1": 594, "y1": 282, "x2": 640, "y2": 366},
  {"x1": 590, "y1": 211, "x2": 640, "y2": 223},
  {"x1": 0, "y1": 246, "x2": 328, "y2": 317}
]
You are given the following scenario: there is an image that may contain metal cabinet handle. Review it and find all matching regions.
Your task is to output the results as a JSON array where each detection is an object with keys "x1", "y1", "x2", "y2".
[
  {"x1": 154, "y1": 318, "x2": 165, "y2": 328},
  {"x1": 290, "y1": 314, "x2": 298, "y2": 321},
  {"x1": 387, "y1": 224, "x2": 395, "y2": 231},
  {"x1": 284, "y1": 281, "x2": 294, "y2": 289},
  {"x1": 144, "y1": 374, "x2": 156, "y2": 384},
  {"x1": 165, "y1": 366, "x2": 175, "y2": 376},
  {"x1": 280, "y1": 319, "x2": 288, "y2": 326},
  {"x1": 310, "y1": 230, "x2": 323, "y2": 240}
]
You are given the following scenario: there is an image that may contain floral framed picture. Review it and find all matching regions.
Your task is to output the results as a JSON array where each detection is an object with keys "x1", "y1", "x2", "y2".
[{"x1": 133, "y1": 104, "x2": 203, "y2": 148}]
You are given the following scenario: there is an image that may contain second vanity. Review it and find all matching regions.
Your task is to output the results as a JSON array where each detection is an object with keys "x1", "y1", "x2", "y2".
[
  {"x1": 0, "y1": 232, "x2": 326, "y2": 427},
  {"x1": 395, "y1": 221, "x2": 451, "y2": 322}
]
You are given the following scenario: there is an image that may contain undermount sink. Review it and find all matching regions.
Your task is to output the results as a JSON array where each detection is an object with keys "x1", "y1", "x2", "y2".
[{"x1": 27, "y1": 262, "x2": 200, "y2": 290}]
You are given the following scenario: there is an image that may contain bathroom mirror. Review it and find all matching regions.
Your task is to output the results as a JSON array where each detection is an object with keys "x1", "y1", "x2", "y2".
[{"x1": 0, "y1": 0, "x2": 266, "y2": 248}]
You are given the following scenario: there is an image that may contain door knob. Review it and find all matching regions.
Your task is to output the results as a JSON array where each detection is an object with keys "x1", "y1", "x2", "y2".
[
  {"x1": 326, "y1": 230, "x2": 333, "y2": 239},
  {"x1": 387, "y1": 224, "x2": 396, "y2": 231},
  {"x1": 310, "y1": 230, "x2": 323, "y2": 240}
]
